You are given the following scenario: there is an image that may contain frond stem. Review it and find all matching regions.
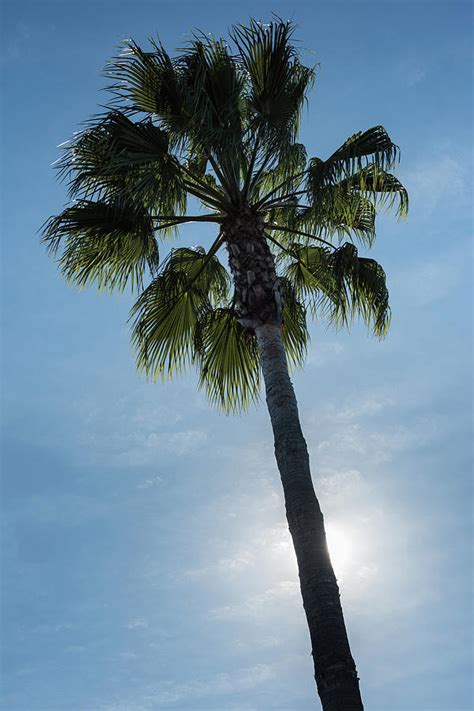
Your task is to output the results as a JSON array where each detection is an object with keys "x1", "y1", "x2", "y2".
[
  {"x1": 241, "y1": 126, "x2": 263, "y2": 202},
  {"x1": 256, "y1": 172, "x2": 308, "y2": 208},
  {"x1": 152, "y1": 214, "x2": 222, "y2": 223},
  {"x1": 180, "y1": 164, "x2": 227, "y2": 203},
  {"x1": 266, "y1": 223, "x2": 336, "y2": 250},
  {"x1": 182, "y1": 181, "x2": 226, "y2": 210}
]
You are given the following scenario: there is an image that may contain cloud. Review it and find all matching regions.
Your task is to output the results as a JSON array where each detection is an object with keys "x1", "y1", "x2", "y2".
[
  {"x1": 391, "y1": 252, "x2": 465, "y2": 306},
  {"x1": 137, "y1": 475, "x2": 164, "y2": 490},
  {"x1": 114, "y1": 428, "x2": 208, "y2": 467},
  {"x1": 95, "y1": 664, "x2": 275, "y2": 709},
  {"x1": 72, "y1": 392, "x2": 208, "y2": 467},
  {"x1": 406, "y1": 67, "x2": 426, "y2": 87},
  {"x1": 209, "y1": 581, "x2": 299, "y2": 621},
  {"x1": 126, "y1": 617, "x2": 149, "y2": 630},
  {"x1": 404, "y1": 154, "x2": 470, "y2": 214},
  {"x1": 307, "y1": 394, "x2": 439, "y2": 470},
  {"x1": 305, "y1": 340, "x2": 344, "y2": 367}
]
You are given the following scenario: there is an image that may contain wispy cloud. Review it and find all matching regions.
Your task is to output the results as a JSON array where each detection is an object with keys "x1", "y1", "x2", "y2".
[
  {"x1": 72, "y1": 394, "x2": 207, "y2": 466},
  {"x1": 209, "y1": 581, "x2": 299, "y2": 621},
  {"x1": 406, "y1": 67, "x2": 426, "y2": 87},
  {"x1": 305, "y1": 340, "x2": 344, "y2": 367},
  {"x1": 126, "y1": 617, "x2": 149, "y2": 630},
  {"x1": 391, "y1": 250, "x2": 467, "y2": 307},
  {"x1": 404, "y1": 153, "x2": 470, "y2": 214},
  {"x1": 95, "y1": 664, "x2": 275, "y2": 709}
]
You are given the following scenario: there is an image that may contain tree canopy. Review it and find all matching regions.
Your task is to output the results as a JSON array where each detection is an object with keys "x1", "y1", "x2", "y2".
[{"x1": 43, "y1": 18, "x2": 408, "y2": 412}]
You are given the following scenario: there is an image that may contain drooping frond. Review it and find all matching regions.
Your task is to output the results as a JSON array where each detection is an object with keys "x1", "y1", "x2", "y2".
[
  {"x1": 195, "y1": 307, "x2": 261, "y2": 413},
  {"x1": 346, "y1": 166, "x2": 409, "y2": 218},
  {"x1": 282, "y1": 243, "x2": 336, "y2": 317},
  {"x1": 293, "y1": 193, "x2": 377, "y2": 247},
  {"x1": 279, "y1": 276, "x2": 309, "y2": 367},
  {"x1": 328, "y1": 243, "x2": 391, "y2": 337},
  {"x1": 307, "y1": 161, "x2": 408, "y2": 221},
  {"x1": 322, "y1": 125, "x2": 400, "y2": 180},
  {"x1": 130, "y1": 245, "x2": 229, "y2": 379},
  {"x1": 41, "y1": 199, "x2": 158, "y2": 292},
  {"x1": 282, "y1": 242, "x2": 390, "y2": 337}
]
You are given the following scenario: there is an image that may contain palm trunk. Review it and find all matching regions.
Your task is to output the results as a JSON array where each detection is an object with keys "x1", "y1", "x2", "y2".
[
  {"x1": 255, "y1": 323, "x2": 364, "y2": 711},
  {"x1": 224, "y1": 215, "x2": 363, "y2": 709}
]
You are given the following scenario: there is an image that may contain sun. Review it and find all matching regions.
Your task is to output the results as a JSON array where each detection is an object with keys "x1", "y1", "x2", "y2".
[{"x1": 325, "y1": 522, "x2": 353, "y2": 578}]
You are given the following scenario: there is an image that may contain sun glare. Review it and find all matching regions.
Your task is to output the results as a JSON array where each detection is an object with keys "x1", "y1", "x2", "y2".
[{"x1": 325, "y1": 523, "x2": 353, "y2": 578}]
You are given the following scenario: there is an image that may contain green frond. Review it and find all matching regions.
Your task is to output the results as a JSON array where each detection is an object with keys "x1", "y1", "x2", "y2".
[
  {"x1": 41, "y1": 199, "x2": 158, "y2": 292},
  {"x1": 282, "y1": 243, "x2": 335, "y2": 316},
  {"x1": 180, "y1": 36, "x2": 244, "y2": 147},
  {"x1": 105, "y1": 39, "x2": 190, "y2": 137},
  {"x1": 44, "y1": 19, "x2": 407, "y2": 415},
  {"x1": 345, "y1": 165, "x2": 409, "y2": 218},
  {"x1": 195, "y1": 307, "x2": 261, "y2": 413},
  {"x1": 231, "y1": 19, "x2": 315, "y2": 148},
  {"x1": 57, "y1": 112, "x2": 187, "y2": 220},
  {"x1": 294, "y1": 193, "x2": 376, "y2": 247},
  {"x1": 307, "y1": 161, "x2": 408, "y2": 221},
  {"x1": 130, "y1": 245, "x2": 229, "y2": 379},
  {"x1": 278, "y1": 276, "x2": 309, "y2": 368},
  {"x1": 327, "y1": 243, "x2": 391, "y2": 337},
  {"x1": 176, "y1": 37, "x2": 246, "y2": 200},
  {"x1": 282, "y1": 241, "x2": 390, "y2": 336},
  {"x1": 106, "y1": 36, "x2": 245, "y2": 202},
  {"x1": 252, "y1": 143, "x2": 307, "y2": 202},
  {"x1": 324, "y1": 125, "x2": 400, "y2": 179},
  {"x1": 164, "y1": 245, "x2": 231, "y2": 305}
]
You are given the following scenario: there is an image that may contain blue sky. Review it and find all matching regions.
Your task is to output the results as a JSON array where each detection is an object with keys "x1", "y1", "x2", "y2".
[{"x1": 1, "y1": 1, "x2": 472, "y2": 710}]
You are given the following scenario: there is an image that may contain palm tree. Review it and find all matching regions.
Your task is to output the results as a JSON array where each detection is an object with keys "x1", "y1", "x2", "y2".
[{"x1": 42, "y1": 19, "x2": 408, "y2": 710}]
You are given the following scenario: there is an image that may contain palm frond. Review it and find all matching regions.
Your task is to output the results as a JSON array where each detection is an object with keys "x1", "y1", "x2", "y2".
[
  {"x1": 231, "y1": 19, "x2": 315, "y2": 150},
  {"x1": 251, "y1": 143, "x2": 307, "y2": 202},
  {"x1": 282, "y1": 241, "x2": 390, "y2": 336},
  {"x1": 105, "y1": 39, "x2": 190, "y2": 137},
  {"x1": 322, "y1": 125, "x2": 400, "y2": 181},
  {"x1": 41, "y1": 199, "x2": 157, "y2": 292},
  {"x1": 195, "y1": 307, "x2": 261, "y2": 413},
  {"x1": 130, "y1": 245, "x2": 229, "y2": 379},
  {"x1": 328, "y1": 243, "x2": 391, "y2": 337},
  {"x1": 346, "y1": 165, "x2": 409, "y2": 218},
  {"x1": 278, "y1": 276, "x2": 309, "y2": 367},
  {"x1": 294, "y1": 193, "x2": 377, "y2": 247},
  {"x1": 282, "y1": 243, "x2": 335, "y2": 317},
  {"x1": 307, "y1": 161, "x2": 408, "y2": 220},
  {"x1": 56, "y1": 112, "x2": 187, "y2": 220},
  {"x1": 177, "y1": 36, "x2": 246, "y2": 199}
]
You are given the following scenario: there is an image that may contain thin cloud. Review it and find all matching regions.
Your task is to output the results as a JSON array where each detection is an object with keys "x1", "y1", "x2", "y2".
[
  {"x1": 95, "y1": 664, "x2": 275, "y2": 709},
  {"x1": 404, "y1": 154, "x2": 470, "y2": 214},
  {"x1": 209, "y1": 581, "x2": 299, "y2": 621}
]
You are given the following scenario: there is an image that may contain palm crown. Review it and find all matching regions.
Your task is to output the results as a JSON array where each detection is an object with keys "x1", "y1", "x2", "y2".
[{"x1": 43, "y1": 18, "x2": 408, "y2": 413}]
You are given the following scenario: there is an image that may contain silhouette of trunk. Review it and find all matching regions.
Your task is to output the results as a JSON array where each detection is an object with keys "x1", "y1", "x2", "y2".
[
  {"x1": 225, "y1": 215, "x2": 364, "y2": 710},
  {"x1": 256, "y1": 323, "x2": 364, "y2": 711}
]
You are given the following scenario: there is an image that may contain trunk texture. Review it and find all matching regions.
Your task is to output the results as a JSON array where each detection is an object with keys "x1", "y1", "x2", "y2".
[
  {"x1": 225, "y1": 216, "x2": 363, "y2": 709},
  {"x1": 224, "y1": 214, "x2": 282, "y2": 330},
  {"x1": 256, "y1": 323, "x2": 364, "y2": 711}
]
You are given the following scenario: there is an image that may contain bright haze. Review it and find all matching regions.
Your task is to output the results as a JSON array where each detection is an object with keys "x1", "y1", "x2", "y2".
[{"x1": 1, "y1": 1, "x2": 472, "y2": 710}]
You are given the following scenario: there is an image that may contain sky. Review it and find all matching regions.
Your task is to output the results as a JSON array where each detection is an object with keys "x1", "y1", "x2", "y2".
[{"x1": 0, "y1": 1, "x2": 472, "y2": 710}]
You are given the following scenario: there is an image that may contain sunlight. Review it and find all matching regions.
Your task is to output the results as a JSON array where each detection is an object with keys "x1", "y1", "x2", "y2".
[{"x1": 325, "y1": 522, "x2": 353, "y2": 578}]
